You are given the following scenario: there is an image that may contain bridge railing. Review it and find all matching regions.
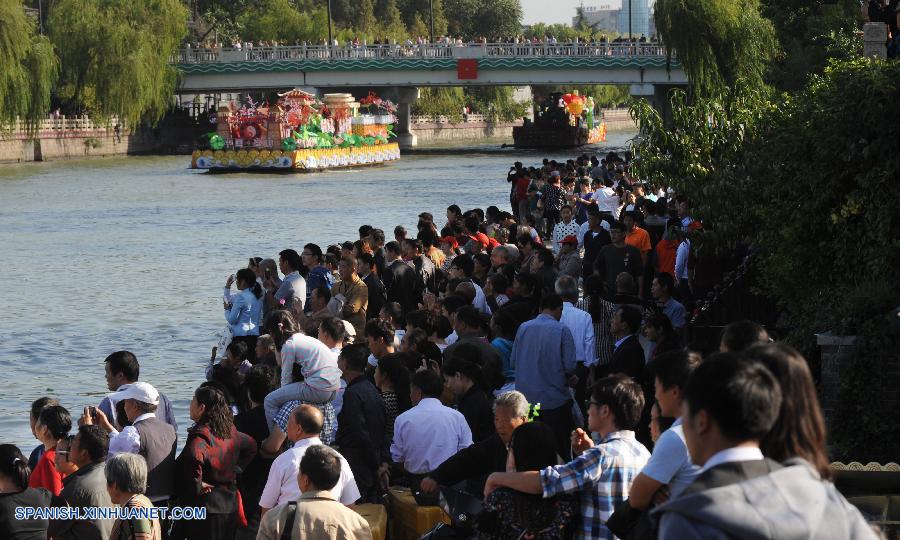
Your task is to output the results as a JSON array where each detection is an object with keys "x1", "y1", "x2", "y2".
[{"x1": 172, "y1": 42, "x2": 667, "y2": 64}]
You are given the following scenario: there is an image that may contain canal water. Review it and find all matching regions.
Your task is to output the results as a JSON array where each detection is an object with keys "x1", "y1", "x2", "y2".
[{"x1": 0, "y1": 132, "x2": 635, "y2": 450}]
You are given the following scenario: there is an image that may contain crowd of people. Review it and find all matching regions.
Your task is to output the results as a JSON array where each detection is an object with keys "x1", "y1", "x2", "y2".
[
  {"x1": 186, "y1": 34, "x2": 661, "y2": 55},
  {"x1": 1, "y1": 152, "x2": 882, "y2": 540}
]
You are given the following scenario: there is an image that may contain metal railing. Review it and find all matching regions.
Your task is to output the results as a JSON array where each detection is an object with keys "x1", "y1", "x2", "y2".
[{"x1": 172, "y1": 42, "x2": 667, "y2": 64}]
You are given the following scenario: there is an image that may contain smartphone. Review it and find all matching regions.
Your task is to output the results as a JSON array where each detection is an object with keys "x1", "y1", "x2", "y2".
[{"x1": 265, "y1": 267, "x2": 272, "y2": 278}]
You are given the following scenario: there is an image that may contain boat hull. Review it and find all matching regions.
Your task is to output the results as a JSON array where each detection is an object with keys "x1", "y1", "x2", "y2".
[
  {"x1": 191, "y1": 143, "x2": 400, "y2": 171},
  {"x1": 513, "y1": 125, "x2": 591, "y2": 149}
]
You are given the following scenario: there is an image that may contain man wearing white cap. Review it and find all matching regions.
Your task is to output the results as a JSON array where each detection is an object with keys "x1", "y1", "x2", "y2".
[{"x1": 83, "y1": 381, "x2": 177, "y2": 504}]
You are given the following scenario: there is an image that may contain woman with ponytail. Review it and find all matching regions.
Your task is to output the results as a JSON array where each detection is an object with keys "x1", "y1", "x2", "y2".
[
  {"x1": 172, "y1": 385, "x2": 257, "y2": 540},
  {"x1": 226, "y1": 268, "x2": 264, "y2": 363},
  {"x1": 443, "y1": 343, "x2": 496, "y2": 442},
  {"x1": 0, "y1": 444, "x2": 51, "y2": 539}
]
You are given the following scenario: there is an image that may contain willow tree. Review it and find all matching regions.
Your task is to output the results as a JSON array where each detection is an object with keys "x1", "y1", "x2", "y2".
[
  {"x1": 239, "y1": 0, "x2": 326, "y2": 43},
  {"x1": 655, "y1": 0, "x2": 777, "y2": 94},
  {"x1": 49, "y1": 0, "x2": 188, "y2": 126},
  {"x1": 0, "y1": 0, "x2": 58, "y2": 128}
]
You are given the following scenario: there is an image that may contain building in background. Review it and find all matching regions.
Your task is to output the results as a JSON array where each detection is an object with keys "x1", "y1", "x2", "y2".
[
  {"x1": 573, "y1": 4, "x2": 620, "y2": 32},
  {"x1": 616, "y1": 0, "x2": 651, "y2": 37},
  {"x1": 573, "y1": 1, "x2": 655, "y2": 37}
]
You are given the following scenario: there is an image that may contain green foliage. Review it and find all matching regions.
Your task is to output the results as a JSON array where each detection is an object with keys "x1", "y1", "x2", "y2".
[
  {"x1": 467, "y1": 86, "x2": 530, "y2": 122},
  {"x1": 759, "y1": 0, "x2": 860, "y2": 90},
  {"x1": 752, "y1": 57, "x2": 900, "y2": 338},
  {"x1": 239, "y1": 0, "x2": 327, "y2": 43},
  {"x1": 630, "y1": 81, "x2": 775, "y2": 245},
  {"x1": 0, "y1": 0, "x2": 59, "y2": 128},
  {"x1": 444, "y1": 0, "x2": 522, "y2": 39},
  {"x1": 412, "y1": 87, "x2": 465, "y2": 120},
  {"x1": 413, "y1": 86, "x2": 528, "y2": 122},
  {"x1": 409, "y1": 13, "x2": 430, "y2": 38},
  {"x1": 356, "y1": 0, "x2": 378, "y2": 34},
  {"x1": 539, "y1": 85, "x2": 631, "y2": 108},
  {"x1": 380, "y1": 0, "x2": 409, "y2": 40},
  {"x1": 631, "y1": 57, "x2": 900, "y2": 462},
  {"x1": 655, "y1": 0, "x2": 778, "y2": 94},
  {"x1": 49, "y1": 0, "x2": 188, "y2": 126}
]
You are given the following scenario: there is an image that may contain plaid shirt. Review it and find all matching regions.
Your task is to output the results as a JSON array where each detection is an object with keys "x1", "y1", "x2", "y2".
[
  {"x1": 274, "y1": 399, "x2": 337, "y2": 445},
  {"x1": 540, "y1": 430, "x2": 650, "y2": 539}
]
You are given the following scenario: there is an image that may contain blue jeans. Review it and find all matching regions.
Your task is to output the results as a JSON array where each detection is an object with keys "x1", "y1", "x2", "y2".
[{"x1": 264, "y1": 382, "x2": 336, "y2": 428}]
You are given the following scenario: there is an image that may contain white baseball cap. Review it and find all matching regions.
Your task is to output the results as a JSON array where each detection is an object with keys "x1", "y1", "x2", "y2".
[
  {"x1": 117, "y1": 382, "x2": 160, "y2": 406},
  {"x1": 341, "y1": 319, "x2": 357, "y2": 340}
]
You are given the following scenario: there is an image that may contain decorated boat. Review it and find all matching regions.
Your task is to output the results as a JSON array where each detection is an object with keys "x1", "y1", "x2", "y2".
[
  {"x1": 191, "y1": 89, "x2": 400, "y2": 171},
  {"x1": 513, "y1": 91, "x2": 606, "y2": 149}
]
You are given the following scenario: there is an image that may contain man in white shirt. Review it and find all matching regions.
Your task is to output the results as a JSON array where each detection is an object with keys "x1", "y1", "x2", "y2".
[
  {"x1": 81, "y1": 382, "x2": 176, "y2": 504},
  {"x1": 260, "y1": 404, "x2": 360, "y2": 515},
  {"x1": 268, "y1": 249, "x2": 306, "y2": 312},
  {"x1": 591, "y1": 178, "x2": 620, "y2": 219},
  {"x1": 384, "y1": 370, "x2": 472, "y2": 490},
  {"x1": 555, "y1": 276, "x2": 596, "y2": 368},
  {"x1": 554, "y1": 275, "x2": 596, "y2": 424}
]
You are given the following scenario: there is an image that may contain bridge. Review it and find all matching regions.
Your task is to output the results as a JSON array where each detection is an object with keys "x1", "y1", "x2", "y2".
[
  {"x1": 173, "y1": 43, "x2": 686, "y2": 146},
  {"x1": 174, "y1": 43, "x2": 685, "y2": 90}
]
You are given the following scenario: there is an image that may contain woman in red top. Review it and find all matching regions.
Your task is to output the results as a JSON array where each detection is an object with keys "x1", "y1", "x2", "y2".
[
  {"x1": 28, "y1": 405, "x2": 71, "y2": 496},
  {"x1": 171, "y1": 384, "x2": 257, "y2": 540}
]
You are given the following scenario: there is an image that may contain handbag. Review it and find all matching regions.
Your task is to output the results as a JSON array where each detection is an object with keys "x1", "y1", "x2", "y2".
[{"x1": 605, "y1": 498, "x2": 654, "y2": 540}]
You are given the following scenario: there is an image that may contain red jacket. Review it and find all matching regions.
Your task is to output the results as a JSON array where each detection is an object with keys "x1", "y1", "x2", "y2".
[{"x1": 28, "y1": 447, "x2": 64, "y2": 496}]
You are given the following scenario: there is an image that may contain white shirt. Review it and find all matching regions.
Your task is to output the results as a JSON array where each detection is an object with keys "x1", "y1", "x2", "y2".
[
  {"x1": 699, "y1": 446, "x2": 765, "y2": 474},
  {"x1": 675, "y1": 240, "x2": 691, "y2": 281},
  {"x1": 591, "y1": 187, "x2": 620, "y2": 216},
  {"x1": 108, "y1": 413, "x2": 156, "y2": 457},
  {"x1": 560, "y1": 302, "x2": 597, "y2": 366},
  {"x1": 472, "y1": 283, "x2": 492, "y2": 316},
  {"x1": 259, "y1": 437, "x2": 360, "y2": 508},
  {"x1": 390, "y1": 398, "x2": 472, "y2": 474}
]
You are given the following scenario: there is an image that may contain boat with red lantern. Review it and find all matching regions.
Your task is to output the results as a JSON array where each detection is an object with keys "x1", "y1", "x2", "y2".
[
  {"x1": 190, "y1": 89, "x2": 400, "y2": 171},
  {"x1": 513, "y1": 91, "x2": 606, "y2": 149}
]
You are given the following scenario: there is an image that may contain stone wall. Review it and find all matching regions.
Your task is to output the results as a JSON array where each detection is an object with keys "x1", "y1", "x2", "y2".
[
  {"x1": 410, "y1": 107, "x2": 636, "y2": 145},
  {"x1": 0, "y1": 131, "x2": 160, "y2": 163},
  {"x1": 600, "y1": 108, "x2": 638, "y2": 131},
  {"x1": 411, "y1": 121, "x2": 521, "y2": 144}
]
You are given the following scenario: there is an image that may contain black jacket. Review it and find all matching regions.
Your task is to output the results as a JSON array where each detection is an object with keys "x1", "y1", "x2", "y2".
[
  {"x1": 382, "y1": 259, "x2": 419, "y2": 313},
  {"x1": 456, "y1": 385, "x2": 495, "y2": 443},
  {"x1": 582, "y1": 228, "x2": 612, "y2": 278},
  {"x1": 430, "y1": 433, "x2": 508, "y2": 490},
  {"x1": 362, "y1": 272, "x2": 385, "y2": 322},
  {"x1": 608, "y1": 335, "x2": 646, "y2": 382}
]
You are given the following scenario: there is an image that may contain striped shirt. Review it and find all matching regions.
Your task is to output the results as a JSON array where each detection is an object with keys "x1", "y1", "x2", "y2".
[{"x1": 540, "y1": 430, "x2": 650, "y2": 539}]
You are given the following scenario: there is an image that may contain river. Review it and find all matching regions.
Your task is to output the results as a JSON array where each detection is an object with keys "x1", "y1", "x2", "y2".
[{"x1": 0, "y1": 131, "x2": 635, "y2": 450}]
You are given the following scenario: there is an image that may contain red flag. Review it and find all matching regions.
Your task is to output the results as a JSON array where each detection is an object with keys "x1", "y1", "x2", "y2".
[{"x1": 457, "y1": 59, "x2": 478, "y2": 80}]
